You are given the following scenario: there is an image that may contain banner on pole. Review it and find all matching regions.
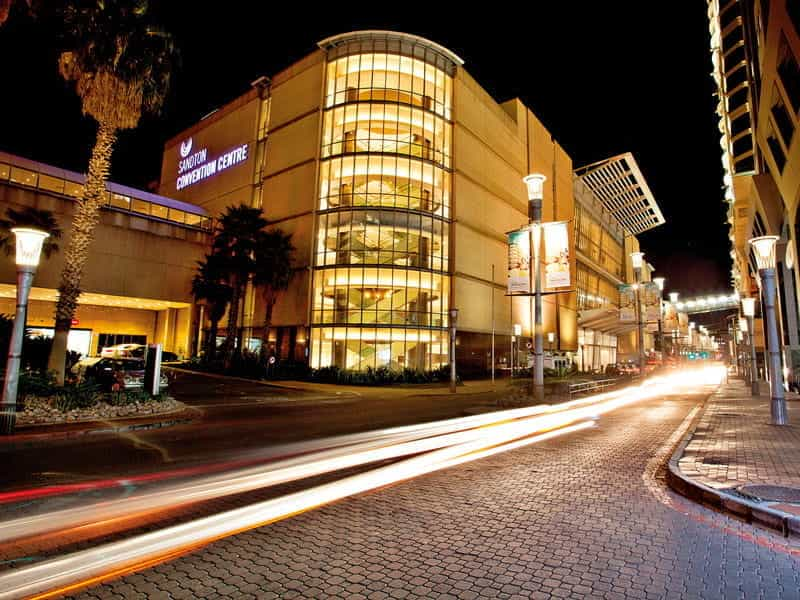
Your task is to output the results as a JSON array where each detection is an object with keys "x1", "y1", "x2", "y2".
[
  {"x1": 643, "y1": 282, "x2": 662, "y2": 323},
  {"x1": 678, "y1": 312, "x2": 689, "y2": 335},
  {"x1": 619, "y1": 284, "x2": 636, "y2": 323},
  {"x1": 507, "y1": 229, "x2": 530, "y2": 294},
  {"x1": 543, "y1": 221, "x2": 570, "y2": 289},
  {"x1": 663, "y1": 301, "x2": 678, "y2": 332}
]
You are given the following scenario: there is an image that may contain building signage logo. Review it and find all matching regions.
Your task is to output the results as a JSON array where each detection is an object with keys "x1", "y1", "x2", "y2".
[{"x1": 176, "y1": 140, "x2": 250, "y2": 191}]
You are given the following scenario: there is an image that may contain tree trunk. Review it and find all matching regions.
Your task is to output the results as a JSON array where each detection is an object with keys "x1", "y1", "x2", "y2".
[
  {"x1": 260, "y1": 293, "x2": 276, "y2": 364},
  {"x1": 47, "y1": 122, "x2": 117, "y2": 384},
  {"x1": 223, "y1": 276, "x2": 241, "y2": 370},
  {"x1": 205, "y1": 317, "x2": 219, "y2": 364}
]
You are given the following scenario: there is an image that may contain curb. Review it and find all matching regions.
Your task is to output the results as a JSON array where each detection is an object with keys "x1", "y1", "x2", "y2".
[
  {"x1": 1, "y1": 407, "x2": 200, "y2": 446},
  {"x1": 665, "y1": 388, "x2": 800, "y2": 538}
]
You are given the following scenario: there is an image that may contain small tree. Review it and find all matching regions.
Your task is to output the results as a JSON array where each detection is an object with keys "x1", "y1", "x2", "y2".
[
  {"x1": 212, "y1": 205, "x2": 267, "y2": 368},
  {"x1": 0, "y1": 206, "x2": 62, "y2": 259},
  {"x1": 46, "y1": 0, "x2": 178, "y2": 383},
  {"x1": 191, "y1": 254, "x2": 232, "y2": 364},
  {"x1": 253, "y1": 229, "x2": 294, "y2": 363}
]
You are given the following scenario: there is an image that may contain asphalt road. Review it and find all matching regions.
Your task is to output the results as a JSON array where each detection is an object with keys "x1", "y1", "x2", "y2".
[
  {"x1": 0, "y1": 371, "x2": 496, "y2": 493},
  {"x1": 63, "y1": 386, "x2": 800, "y2": 599}
]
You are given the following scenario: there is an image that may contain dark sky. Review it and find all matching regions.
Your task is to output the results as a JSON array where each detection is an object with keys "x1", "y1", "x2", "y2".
[{"x1": 0, "y1": 2, "x2": 731, "y2": 296}]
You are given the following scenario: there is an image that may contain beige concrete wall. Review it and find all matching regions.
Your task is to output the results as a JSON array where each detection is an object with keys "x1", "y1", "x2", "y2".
[
  {"x1": 159, "y1": 90, "x2": 261, "y2": 213},
  {"x1": 451, "y1": 67, "x2": 578, "y2": 352},
  {"x1": 0, "y1": 186, "x2": 208, "y2": 304}
]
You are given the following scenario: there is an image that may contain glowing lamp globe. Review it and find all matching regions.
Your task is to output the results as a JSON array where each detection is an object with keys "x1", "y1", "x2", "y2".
[
  {"x1": 653, "y1": 277, "x2": 665, "y2": 291},
  {"x1": 669, "y1": 292, "x2": 679, "y2": 304},
  {"x1": 522, "y1": 174, "x2": 546, "y2": 202},
  {"x1": 741, "y1": 296, "x2": 755, "y2": 317},
  {"x1": 630, "y1": 251, "x2": 644, "y2": 270},
  {"x1": 11, "y1": 228, "x2": 49, "y2": 267},
  {"x1": 748, "y1": 235, "x2": 779, "y2": 270}
]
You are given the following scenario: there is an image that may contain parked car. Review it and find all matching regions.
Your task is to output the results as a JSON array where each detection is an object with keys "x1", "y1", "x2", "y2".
[
  {"x1": 71, "y1": 357, "x2": 169, "y2": 391},
  {"x1": 100, "y1": 343, "x2": 141, "y2": 358},
  {"x1": 100, "y1": 344, "x2": 179, "y2": 362}
]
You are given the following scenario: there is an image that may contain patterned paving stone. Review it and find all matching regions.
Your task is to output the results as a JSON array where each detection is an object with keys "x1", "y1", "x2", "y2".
[{"x1": 66, "y1": 392, "x2": 800, "y2": 599}]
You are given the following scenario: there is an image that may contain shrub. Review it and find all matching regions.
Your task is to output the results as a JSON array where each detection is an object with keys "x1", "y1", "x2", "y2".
[{"x1": 52, "y1": 380, "x2": 103, "y2": 411}]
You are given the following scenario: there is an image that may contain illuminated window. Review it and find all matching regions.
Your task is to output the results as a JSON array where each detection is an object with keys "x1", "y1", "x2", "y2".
[
  {"x1": 110, "y1": 193, "x2": 132, "y2": 210},
  {"x1": 38, "y1": 174, "x2": 64, "y2": 194},
  {"x1": 150, "y1": 204, "x2": 169, "y2": 220},
  {"x1": 0, "y1": 164, "x2": 9, "y2": 180},
  {"x1": 9, "y1": 167, "x2": 37, "y2": 187}
]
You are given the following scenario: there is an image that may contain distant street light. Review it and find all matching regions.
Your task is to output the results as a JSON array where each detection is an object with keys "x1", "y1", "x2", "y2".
[
  {"x1": 547, "y1": 331, "x2": 555, "y2": 353},
  {"x1": 1, "y1": 228, "x2": 49, "y2": 435},
  {"x1": 748, "y1": 235, "x2": 787, "y2": 424},
  {"x1": 630, "y1": 252, "x2": 645, "y2": 373},
  {"x1": 449, "y1": 308, "x2": 459, "y2": 393},
  {"x1": 742, "y1": 296, "x2": 758, "y2": 396}
]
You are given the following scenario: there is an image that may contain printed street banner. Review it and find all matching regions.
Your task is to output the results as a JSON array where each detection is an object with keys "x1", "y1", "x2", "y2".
[
  {"x1": 543, "y1": 221, "x2": 570, "y2": 289},
  {"x1": 507, "y1": 229, "x2": 530, "y2": 294},
  {"x1": 619, "y1": 284, "x2": 636, "y2": 323},
  {"x1": 678, "y1": 312, "x2": 689, "y2": 335},
  {"x1": 663, "y1": 300, "x2": 679, "y2": 332},
  {"x1": 643, "y1": 282, "x2": 662, "y2": 323}
]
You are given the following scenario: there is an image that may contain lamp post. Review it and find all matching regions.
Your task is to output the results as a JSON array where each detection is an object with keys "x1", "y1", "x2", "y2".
[
  {"x1": 742, "y1": 296, "x2": 759, "y2": 396},
  {"x1": 749, "y1": 235, "x2": 787, "y2": 425},
  {"x1": 668, "y1": 292, "x2": 678, "y2": 359},
  {"x1": 630, "y1": 251, "x2": 645, "y2": 375},
  {"x1": 738, "y1": 316, "x2": 750, "y2": 383},
  {"x1": 1, "y1": 228, "x2": 49, "y2": 435},
  {"x1": 547, "y1": 331, "x2": 555, "y2": 354},
  {"x1": 653, "y1": 277, "x2": 665, "y2": 359},
  {"x1": 449, "y1": 308, "x2": 459, "y2": 393},
  {"x1": 523, "y1": 173, "x2": 546, "y2": 401}
]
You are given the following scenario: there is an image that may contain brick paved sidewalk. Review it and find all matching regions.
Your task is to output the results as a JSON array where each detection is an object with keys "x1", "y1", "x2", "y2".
[
  {"x1": 671, "y1": 379, "x2": 800, "y2": 533},
  {"x1": 677, "y1": 380, "x2": 800, "y2": 491}
]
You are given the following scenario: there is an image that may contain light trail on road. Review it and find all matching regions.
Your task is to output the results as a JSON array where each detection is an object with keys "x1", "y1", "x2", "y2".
[{"x1": 0, "y1": 366, "x2": 725, "y2": 600}]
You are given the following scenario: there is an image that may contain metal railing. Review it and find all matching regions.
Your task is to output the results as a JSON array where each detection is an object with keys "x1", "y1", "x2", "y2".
[{"x1": 568, "y1": 378, "x2": 621, "y2": 397}]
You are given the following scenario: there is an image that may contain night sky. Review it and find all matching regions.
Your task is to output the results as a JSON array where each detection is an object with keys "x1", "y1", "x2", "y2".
[{"x1": 0, "y1": 2, "x2": 731, "y2": 296}]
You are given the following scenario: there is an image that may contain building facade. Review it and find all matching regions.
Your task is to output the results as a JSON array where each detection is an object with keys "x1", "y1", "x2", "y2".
[
  {"x1": 0, "y1": 30, "x2": 665, "y2": 374},
  {"x1": 708, "y1": 0, "x2": 800, "y2": 374}
]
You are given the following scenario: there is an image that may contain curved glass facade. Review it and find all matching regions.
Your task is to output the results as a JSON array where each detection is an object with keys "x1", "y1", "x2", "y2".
[{"x1": 311, "y1": 34, "x2": 456, "y2": 371}]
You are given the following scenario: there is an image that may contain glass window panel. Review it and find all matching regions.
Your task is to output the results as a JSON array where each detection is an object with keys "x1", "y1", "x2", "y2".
[
  {"x1": 38, "y1": 174, "x2": 64, "y2": 194},
  {"x1": 150, "y1": 204, "x2": 168, "y2": 220},
  {"x1": 168, "y1": 208, "x2": 186, "y2": 224},
  {"x1": 131, "y1": 199, "x2": 150, "y2": 215},
  {"x1": 110, "y1": 193, "x2": 131, "y2": 210},
  {"x1": 0, "y1": 163, "x2": 9, "y2": 180},
  {"x1": 9, "y1": 167, "x2": 37, "y2": 187}
]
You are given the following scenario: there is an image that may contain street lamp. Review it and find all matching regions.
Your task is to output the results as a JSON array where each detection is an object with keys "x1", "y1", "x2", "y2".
[
  {"x1": 1, "y1": 228, "x2": 49, "y2": 435},
  {"x1": 652, "y1": 277, "x2": 665, "y2": 358},
  {"x1": 547, "y1": 331, "x2": 555, "y2": 352},
  {"x1": 748, "y1": 235, "x2": 787, "y2": 424},
  {"x1": 738, "y1": 316, "x2": 750, "y2": 383},
  {"x1": 524, "y1": 173, "x2": 546, "y2": 401},
  {"x1": 742, "y1": 296, "x2": 758, "y2": 396},
  {"x1": 630, "y1": 252, "x2": 646, "y2": 374},
  {"x1": 449, "y1": 308, "x2": 459, "y2": 393}
]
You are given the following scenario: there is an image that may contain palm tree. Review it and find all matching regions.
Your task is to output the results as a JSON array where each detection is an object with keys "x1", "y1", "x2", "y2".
[
  {"x1": 0, "y1": 0, "x2": 28, "y2": 25},
  {"x1": 0, "y1": 206, "x2": 62, "y2": 259},
  {"x1": 191, "y1": 254, "x2": 232, "y2": 364},
  {"x1": 253, "y1": 229, "x2": 294, "y2": 363},
  {"x1": 46, "y1": 1, "x2": 178, "y2": 383},
  {"x1": 212, "y1": 205, "x2": 267, "y2": 367}
]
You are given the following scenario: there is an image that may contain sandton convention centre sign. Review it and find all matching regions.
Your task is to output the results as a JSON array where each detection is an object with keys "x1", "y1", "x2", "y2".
[{"x1": 176, "y1": 137, "x2": 250, "y2": 191}]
